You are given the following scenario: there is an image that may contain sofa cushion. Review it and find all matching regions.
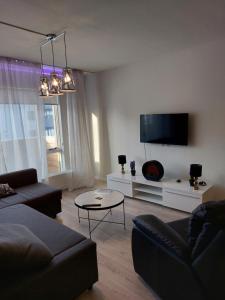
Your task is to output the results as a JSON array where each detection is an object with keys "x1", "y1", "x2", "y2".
[
  {"x1": 0, "y1": 223, "x2": 52, "y2": 271},
  {"x1": 0, "y1": 183, "x2": 60, "y2": 207},
  {"x1": 16, "y1": 183, "x2": 61, "y2": 202},
  {"x1": 0, "y1": 183, "x2": 62, "y2": 218},
  {"x1": 0, "y1": 204, "x2": 86, "y2": 256},
  {"x1": 0, "y1": 200, "x2": 14, "y2": 209},
  {"x1": 0, "y1": 193, "x2": 27, "y2": 207}
]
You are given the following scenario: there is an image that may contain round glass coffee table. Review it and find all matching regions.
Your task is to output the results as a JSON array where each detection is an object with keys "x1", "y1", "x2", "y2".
[{"x1": 74, "y1": 189, "x2": 125, "y2": 238}]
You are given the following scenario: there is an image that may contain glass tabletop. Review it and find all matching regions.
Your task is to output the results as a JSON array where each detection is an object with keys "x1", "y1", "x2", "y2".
[{"x1": 74, "y1": 189, "x2": 124, "y2": 210}]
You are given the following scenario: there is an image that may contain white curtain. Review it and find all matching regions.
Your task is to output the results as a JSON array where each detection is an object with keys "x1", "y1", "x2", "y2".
[
  {"x1": 0, "y1": 57, "x2": 47, "y2": 179},
  {"x1": 61, "y1": 70, "x2": 94, "y2": 190}
]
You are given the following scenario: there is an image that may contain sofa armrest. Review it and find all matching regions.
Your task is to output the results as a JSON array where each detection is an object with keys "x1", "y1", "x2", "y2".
[
  {"x1": 133, "y1": 215, "x2": 190, "y2": 261},
  {"x1": 1, "y1": 239, "x2": 98, "y2": 300},
  {"x1": 0, "y1": 169, "x2": 38, "y2": 188}
]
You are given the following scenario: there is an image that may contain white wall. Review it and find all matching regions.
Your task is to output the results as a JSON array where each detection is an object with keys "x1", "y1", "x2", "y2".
[
  {"x1": 85, "y1": 74, "x2": 111, "y2": 180},
  {"x1": 88, "y1": 37, "x2": 225, "y2": 199}
]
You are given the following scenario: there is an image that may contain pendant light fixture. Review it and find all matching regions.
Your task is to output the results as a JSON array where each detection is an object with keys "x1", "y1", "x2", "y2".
[
  {"x1": 49, "y1": 39, "x2": 63, "y2": 96},
  {"x1": 39, "y1": 46, "x2": 51, "y2": 98},
  {"x1": 61, "y1": 32, "x2": 77, "y2": 93},
  {"x1": 0, "y1": 22, "x2": 80, "y2": 97}
]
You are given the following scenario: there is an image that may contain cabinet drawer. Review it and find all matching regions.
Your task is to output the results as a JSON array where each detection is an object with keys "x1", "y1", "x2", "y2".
[
  {"x1": 163, "y1": 191, "x2": 201, "y2": 213},
  {"x1": 107, "y1": 178, "x2": 133, "y2": 197}
]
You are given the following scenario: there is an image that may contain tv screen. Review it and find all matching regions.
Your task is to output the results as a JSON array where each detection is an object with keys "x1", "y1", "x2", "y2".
[{"x1": 140, "y1": 113, "x2": 188, "y2": 145}]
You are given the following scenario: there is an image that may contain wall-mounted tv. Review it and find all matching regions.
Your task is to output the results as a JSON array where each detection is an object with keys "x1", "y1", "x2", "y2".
[{"x1": 140, "y1": 113, "x2": 188, "y2": 145}]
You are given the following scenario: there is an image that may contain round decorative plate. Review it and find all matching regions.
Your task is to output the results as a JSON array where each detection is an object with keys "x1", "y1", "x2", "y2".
[{"x1": 142, "y1": 160, "x2": 164, "y2": 181}]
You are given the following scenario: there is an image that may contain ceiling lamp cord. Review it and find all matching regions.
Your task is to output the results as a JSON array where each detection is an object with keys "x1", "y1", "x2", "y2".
[
  {"x1": 64, "y1": 32, "x2": 68, "y2": 69},
  {"x1": 40, "y1": 45, "x2": 44, "y2": 76},
  {"x1": 49, "y1": 38, "x2": 63, "y2": 96},
  {"x1": 51, "y1": 39, "x2": 56, "y2": 73},
  {"x1": 61, "y1": 32, "x2": 77, "y2": 92}
]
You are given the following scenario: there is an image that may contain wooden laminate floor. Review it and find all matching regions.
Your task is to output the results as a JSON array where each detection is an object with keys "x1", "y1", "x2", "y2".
[{"x1": 57, "y1": 185, "x2": 188, "y2": 300}]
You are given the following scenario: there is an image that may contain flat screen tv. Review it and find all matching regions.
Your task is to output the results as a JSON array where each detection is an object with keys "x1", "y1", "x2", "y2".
[{"x1": 140, "y1": 113, "x2": 188, "y2": 145}]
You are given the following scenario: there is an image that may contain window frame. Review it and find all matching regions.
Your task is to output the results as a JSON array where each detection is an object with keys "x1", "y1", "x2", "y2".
[{"x1": 44, "y1": 103, "x2": 65, "y2": 175}]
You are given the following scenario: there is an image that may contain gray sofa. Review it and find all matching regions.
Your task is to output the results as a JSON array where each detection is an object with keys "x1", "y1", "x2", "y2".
[
  {"x1": 0, "y1": 169, "x2": 98, "y2": 300},
  {"x1": 0, "y1": 204, "x2": 98, "y2": 300},
  {"x1": 0, "y1": 168, "x2": 62, "y2": 218}
]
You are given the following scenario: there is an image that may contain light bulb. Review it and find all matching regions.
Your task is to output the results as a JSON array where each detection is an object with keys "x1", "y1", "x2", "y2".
[
  {"x1": 52, "y1": 78, "x2": 58, "y2": 87},
  {"x1": 64, "y1": 72, "x2": 71, "y2": 83},
  {"x1": 41, "y1": 82, "x2": 47, "y2": 89}
]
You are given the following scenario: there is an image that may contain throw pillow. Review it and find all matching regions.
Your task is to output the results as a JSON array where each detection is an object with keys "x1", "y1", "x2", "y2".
[
  {"x1": 0, "y1": 223, "x2": 53, "y2": 271},
  {"x1": 0, "y1": 183, "x2": 16, "y2": 198}
]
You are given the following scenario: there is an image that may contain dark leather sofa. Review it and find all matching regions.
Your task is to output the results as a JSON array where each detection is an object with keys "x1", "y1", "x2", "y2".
[
  {"x1": 132, "y1": 208, "x2": 225, "y2": 300},
  {"x1": 0, "y1": 204, "x2": 98, "y2": 300},
  {"x1": 0, "y1": 168, "x2": 62, "y2": 217}
]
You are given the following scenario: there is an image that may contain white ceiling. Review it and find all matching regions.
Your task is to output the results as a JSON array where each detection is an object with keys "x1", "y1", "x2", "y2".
[{"x1": 0, "y1": 0, "x2": 225, "y2": 71}]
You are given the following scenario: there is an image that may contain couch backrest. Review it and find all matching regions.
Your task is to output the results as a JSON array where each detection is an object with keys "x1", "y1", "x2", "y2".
[
  {"x1": 189, "y1": 200, "x2": 225, "y2": 259},
  {"x1": 0, "y1": 169, "x2": 38, "y2": 189}
]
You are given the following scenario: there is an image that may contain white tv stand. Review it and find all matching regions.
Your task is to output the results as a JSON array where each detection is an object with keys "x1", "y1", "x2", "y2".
[{"x1": 107, "y1": 173, "x2": 213, "y2": 213}]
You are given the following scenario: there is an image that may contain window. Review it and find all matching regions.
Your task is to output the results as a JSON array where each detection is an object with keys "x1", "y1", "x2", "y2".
[{"x1": 44, "y1": 104, "x2": 64, "y2": 175}]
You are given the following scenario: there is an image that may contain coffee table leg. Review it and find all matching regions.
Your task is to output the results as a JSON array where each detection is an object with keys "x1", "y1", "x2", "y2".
[
  {"x1": 78, "y1": 207, "x2": 80, "y2": 223},
  {"x1": 110, "y1": 209, "x2": 112, "y2": 215},
  {"x1": 123, "y1": 201, "x2": 126, "y2": 229},
  {"x1": 88, "y1": 210, "x2": 91, "y2": 239}
]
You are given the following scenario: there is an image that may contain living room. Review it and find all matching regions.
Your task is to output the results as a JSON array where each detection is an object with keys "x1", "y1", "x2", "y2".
[{"x1": 0, "y1": 1, "x2": 225, "y2": 300}]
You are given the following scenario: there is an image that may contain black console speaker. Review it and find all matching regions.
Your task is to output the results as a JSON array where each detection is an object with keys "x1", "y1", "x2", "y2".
[{"x1": 142, "y1": 160, "x2": 164, "y2": 181}]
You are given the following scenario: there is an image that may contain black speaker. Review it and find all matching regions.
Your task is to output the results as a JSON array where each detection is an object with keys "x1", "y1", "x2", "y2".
[{"x1": 142, "y1": 160, "x2": 164, "y2": 181}]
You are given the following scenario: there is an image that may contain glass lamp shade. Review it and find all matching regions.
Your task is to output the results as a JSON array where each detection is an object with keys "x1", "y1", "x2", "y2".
[
  {"x1": 61, "y1": 68, "x2": 77, "y2": 92},
  {"x1": 39, "y1": 76, "x2": 52, "y2": 98},
  {"x1": 49, "y1": 72, "x2": 64, "y2": 96}
]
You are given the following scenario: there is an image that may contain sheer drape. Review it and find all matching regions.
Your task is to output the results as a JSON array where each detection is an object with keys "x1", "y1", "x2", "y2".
[
  {"x1": 0, "y1": 57, "x2": 47, "y2": 179},
  {"x1": 60, "y1": 70, "x2": 94, "y2": 190}
]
